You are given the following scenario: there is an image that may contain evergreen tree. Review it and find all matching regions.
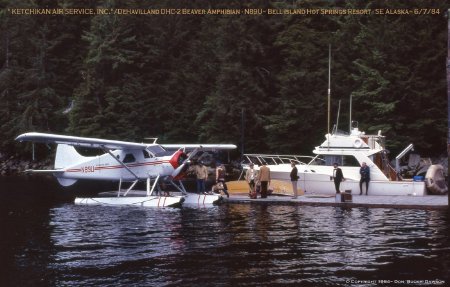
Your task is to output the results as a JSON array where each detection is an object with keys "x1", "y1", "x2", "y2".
[
  {"x1": 0, "y1": 0, "x2": 94, "y2": 154},
  {"x1": 196, "y1": 6, "x2": 279, "y2": 152},
  {"x1": 0, "y1": 0, "x2": 60, "y2": 154},
  {"x1": 0, "y1": 0, "x2": 447, "y2": 160},
  {"x1": 350, "y1": 0, "x2": 447, "y2": 155},
  {"x1": 266, "y1": 0, "x2": 341, "y2": 154},
  {"x1": 69, "y1": 4, "x2": 142, "y2": 140}
]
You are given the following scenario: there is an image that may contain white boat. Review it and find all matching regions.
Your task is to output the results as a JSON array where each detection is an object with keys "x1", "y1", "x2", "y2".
[{"x1": 243, "y1": 126, "x2": 444, "y2": 196}]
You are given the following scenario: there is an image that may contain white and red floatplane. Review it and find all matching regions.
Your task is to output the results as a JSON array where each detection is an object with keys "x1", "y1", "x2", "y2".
[{"x1": 16, "y1": 132, "x2": 236, "y2": 207}]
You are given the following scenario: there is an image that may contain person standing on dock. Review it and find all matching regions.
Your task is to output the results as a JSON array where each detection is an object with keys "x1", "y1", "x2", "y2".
[
  {"x1": 245, "y1": 163, "x2": 258, "y2": 195},
  {"x1": 359, "y1": 162, "x2": 370, "y2": 195},
  {"x1": 290, "y1": 162, "x2": 299, "y2": 199},
  {"x1": 258, "y1": 163, "x2": 271, "y2": 198},
  {"x1": 216, "y1": 164, "x2": 230, "y2": 198},
  {"x1": 332, "y1": 163, "x2": 344, "y2": 194},
  {"x1": 195, "y1": 161, "x2": 208, "y2": 194}
]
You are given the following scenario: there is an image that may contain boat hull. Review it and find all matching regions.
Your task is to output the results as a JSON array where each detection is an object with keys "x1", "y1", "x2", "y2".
[{"x1": 269, "y1": 170, "x2": 426, "y2": 196}]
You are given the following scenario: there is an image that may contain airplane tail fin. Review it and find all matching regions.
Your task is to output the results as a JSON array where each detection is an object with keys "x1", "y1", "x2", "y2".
[
  {"x1": 55, "y1": 144, "x2": 87, "y2": 169},
  {"x1": 54, "y1": 144, "x2": 87, "y2": 187}
]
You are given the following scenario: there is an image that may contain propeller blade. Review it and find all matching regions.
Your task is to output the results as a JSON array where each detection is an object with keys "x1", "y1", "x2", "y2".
[
  {"x1": 171, "y1": 147, "x2": 198, "y2": 177},
  {"x1": 172, "y1": 163, "x2": 184, "y2": 177},
  {"x1": 172, "y1": 162, "x2": 189, "y2": 177}
]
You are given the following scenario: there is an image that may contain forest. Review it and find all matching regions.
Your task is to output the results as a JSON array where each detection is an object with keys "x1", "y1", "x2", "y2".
[{"x1": 0, "y1": 0, "x2": 448, "y2": 161}]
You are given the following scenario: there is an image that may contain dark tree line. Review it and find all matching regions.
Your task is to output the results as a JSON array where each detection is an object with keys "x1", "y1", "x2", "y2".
[{"x1": 0, "y1": 0, "x2": 448, "y2": 160}]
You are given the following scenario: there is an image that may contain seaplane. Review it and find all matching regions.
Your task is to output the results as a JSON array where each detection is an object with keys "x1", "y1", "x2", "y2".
[{"x1": 15, "y1": 132, "x2": 236, "y2": 207}]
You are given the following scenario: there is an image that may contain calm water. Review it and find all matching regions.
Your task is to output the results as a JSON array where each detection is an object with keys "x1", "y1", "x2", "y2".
[{"x1": 1, "y1": 177, "x2": 450, "y2": 286}]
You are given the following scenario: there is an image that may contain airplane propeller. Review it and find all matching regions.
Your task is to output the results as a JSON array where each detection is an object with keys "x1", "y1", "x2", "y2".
[
  {"x1": 171, "y1": 148, "x2": 199, "y2": 178},
  {"x1": 171, "y1": 160, "x2": 190, "y2": 178}
]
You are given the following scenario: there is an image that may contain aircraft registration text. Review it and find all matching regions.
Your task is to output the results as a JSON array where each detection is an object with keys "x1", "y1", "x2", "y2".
[{"x1": 82, "y1": 166, "x2": 96, "y2": 173}]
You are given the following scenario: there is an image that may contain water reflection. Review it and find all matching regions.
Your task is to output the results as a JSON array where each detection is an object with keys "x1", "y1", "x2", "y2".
[
  {"x1": 0, "y1": 203, "x2": 56, "y2": 287},
  {"x1": 1, "y1": 198, "x2": 449, "y2": 286}
]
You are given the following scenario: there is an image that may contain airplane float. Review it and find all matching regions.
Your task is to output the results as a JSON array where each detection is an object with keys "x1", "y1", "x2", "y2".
[{"x1": 15, "y1": 132, "x2": 236, "y2": 207}]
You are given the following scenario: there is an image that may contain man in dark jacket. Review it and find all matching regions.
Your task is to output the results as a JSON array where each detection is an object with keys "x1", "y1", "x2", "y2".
[
  {"x1": 332, "y1": 163, "x2": 344, "y2": 194},
  {"x1": 290, "y1": 162, "x2": 299, "y2": 199},
  {"x1": 359, "y1": 162, "x2": 370, "y2": 195}
]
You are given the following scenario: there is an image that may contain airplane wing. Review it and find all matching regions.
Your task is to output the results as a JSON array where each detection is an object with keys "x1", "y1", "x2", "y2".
[
  {"x1": 15, "y1": 132, "x2": 148, "y2": 150},
  {"x1": 162, "y1": 144, "x2": 237, "y2": 151}
]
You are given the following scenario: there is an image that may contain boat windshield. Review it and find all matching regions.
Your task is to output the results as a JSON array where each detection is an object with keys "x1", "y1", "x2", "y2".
[
  {"x1": 315, "y1": 155, "x2": 360, "y2": 167},
  {"x1": 331, "y1": 126, "x2": 350, "y2": 136}
]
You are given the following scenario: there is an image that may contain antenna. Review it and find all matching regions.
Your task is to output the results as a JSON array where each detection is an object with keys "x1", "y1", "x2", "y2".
[
  {"x1": 32, "y1": 142, "x2": 35, "y2": 161},
  {"x1": 241, "y1": 108, "x2": 245, "y2": 159},
  {"x1": 327, "y1": 44, "x2": 331, "y2": 135},
  {"x1": 349, "y1": 93, "x2": 352, "y2": 133},
  {"x1": 336, "y1": 99, "x2": 341, "y2": 132}
]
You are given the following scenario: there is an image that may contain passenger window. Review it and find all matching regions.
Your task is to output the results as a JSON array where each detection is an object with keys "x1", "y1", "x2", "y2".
[
  {"x1": 322, "y1": 155, "x2": 359, "y2": 167},
  {"x1": 342, "y1": 155, "x2": 360, "y2": 167},
  {"x1": 323, "y1": 155, "x2": 342, "y2": 166},
  {"x1": 123, "y1": 153, "x2": 136, "y2": 163}
]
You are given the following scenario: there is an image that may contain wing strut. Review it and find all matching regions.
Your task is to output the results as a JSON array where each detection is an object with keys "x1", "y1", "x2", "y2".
[{"x1": 103, "y1": 148, "x2": 139, "y2": 180}]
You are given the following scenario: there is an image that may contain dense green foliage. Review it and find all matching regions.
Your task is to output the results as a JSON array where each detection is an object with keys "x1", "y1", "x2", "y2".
[{"x1": 0, "y1": 0, "x2": 448, "y2": 159}]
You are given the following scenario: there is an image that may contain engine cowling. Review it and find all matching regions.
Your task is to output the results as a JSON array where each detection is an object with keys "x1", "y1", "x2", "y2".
[{"x1": 170, "y1": 150, "x2": 189, "y2": 179}]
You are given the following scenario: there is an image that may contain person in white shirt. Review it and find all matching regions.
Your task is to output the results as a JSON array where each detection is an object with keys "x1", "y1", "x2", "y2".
[{"x1": 245, "y1": 163, "x2": 258, "y2": 194}]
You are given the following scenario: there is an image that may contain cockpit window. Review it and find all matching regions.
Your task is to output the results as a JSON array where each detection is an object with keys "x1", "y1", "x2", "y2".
[
  {"x1": 123, "y1": 153, "x2": 136, "y2": 163},
  {"x1": 143, "y1": 150, "x2": 152, "y2": 159},
  {"x1": 147, "y1": 145, "x2": 167, "y2": 156}
]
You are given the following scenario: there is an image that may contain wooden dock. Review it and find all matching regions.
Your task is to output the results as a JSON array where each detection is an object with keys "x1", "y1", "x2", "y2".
[{"x1": 224, "y1": 194, "x2": 449, "y2": 210}]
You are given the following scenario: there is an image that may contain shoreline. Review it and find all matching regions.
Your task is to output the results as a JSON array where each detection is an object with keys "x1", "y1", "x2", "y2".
[{"x1": 0, "y1": 155, "x2": 52, "y2": 176}]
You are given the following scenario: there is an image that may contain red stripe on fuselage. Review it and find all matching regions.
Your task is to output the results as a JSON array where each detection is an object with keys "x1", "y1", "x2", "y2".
[{"x1": 65, "y1": 160, "x2": 171, "y2": 173}]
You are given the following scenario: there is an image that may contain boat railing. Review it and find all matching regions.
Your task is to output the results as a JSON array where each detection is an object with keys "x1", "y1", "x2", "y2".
[
  {"x1": 243, "y1": 154, "x2": 317, "y2": 166},
  {"x1": 384, "y1": 161, "x2": 403, "y2": 181}
]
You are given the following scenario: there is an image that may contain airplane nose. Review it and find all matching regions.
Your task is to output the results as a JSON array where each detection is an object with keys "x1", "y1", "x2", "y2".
[
  {"x1": 169, "y1": 150, "x2": 187, "y2": 169},
  {"x1": 170, "y1": 151, "x2": 190, "y2": 179},
  {"x1": 177, "y1": 152, "x2": 188, "y2": 166}
]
